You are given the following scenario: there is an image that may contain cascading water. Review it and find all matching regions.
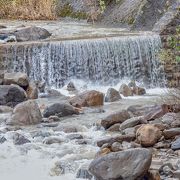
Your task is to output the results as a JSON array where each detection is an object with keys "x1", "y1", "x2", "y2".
[{"x1": 3, "y1": 33, "x2": 165, "y2": 88}]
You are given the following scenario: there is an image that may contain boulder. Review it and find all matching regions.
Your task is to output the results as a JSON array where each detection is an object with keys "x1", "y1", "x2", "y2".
[
  {"x1": 105, "y1": 88, "x2": 121, "y2": 102},
  {"x1": 3, "y1": 72, "x2": 29, "y2": 88},
  {"x1": 119, "y1": 84, "x2": 133, "y2": 97},
  {"x1": 69, "y1": 90, "x2": 104, "y2": 108},
  {"x1": 8, "y1": 100, "x2": 42, "y2": 126},
  {"x1": 96, "y1": 148, "x2": 112, "y2": 158},
  {"x1": 43, "y1": 103, "x2": 78, "y2": 118},
  {"x1": 0, "y1": 85, "x2": 27, "y2": 107},
  {"x1": 89, "y1": 148, "x2": 152, "y2": 180},
  {"x1": 119, "y1": 116, "x2": 145, "y2": 131},
  {"x1": 136, "y1": 124, "x2": 162, "y2": 147},
  {"x1": 26, "y1": 82, "x2": 38, "y2": 99},
  {"x1": 133, "y1": 86, "x2": 146, "y2": 95},
  {"x1": 14, "y1": 26, "x2": 51, "y2": 42},
  {"x1": 53, "y1": 124, "x2": 78, "y2": 133},
  {"x1": 163, "y1": 128, "x2": 180, "y2": 139},
  {"x1": 101, "y1": 110, "x2": 130, "y2": 129}
]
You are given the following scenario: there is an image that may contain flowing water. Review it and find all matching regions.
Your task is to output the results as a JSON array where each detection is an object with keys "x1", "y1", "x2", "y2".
[{"x1": 0, "y1": 20, "x2": 168, "y2": 180}]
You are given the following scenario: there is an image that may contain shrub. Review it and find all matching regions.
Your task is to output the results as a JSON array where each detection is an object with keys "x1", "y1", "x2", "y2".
[{"x1": 0, "y1": 0, "x2": 56, "y2": 20}]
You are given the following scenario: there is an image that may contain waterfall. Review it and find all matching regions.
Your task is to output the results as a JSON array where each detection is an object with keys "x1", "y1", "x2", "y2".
[{"x1": 3, "y1": 34, "x2": 165, "y2": 88}]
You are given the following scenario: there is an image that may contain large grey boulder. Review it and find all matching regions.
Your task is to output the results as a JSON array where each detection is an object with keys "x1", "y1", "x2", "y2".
[
  {"x1": 105, "y1": 88, "x2": 121, "y2": 102},
  {"x1": 14, "y1": 26, "x2": 51, "y2": 42},
  {"x1": 8, "y1": 100, "x2": 42, "y2": 126},
  {"x1": 43, "y1": 103, "x2": 79, "y2": 118},
  {"x1": 101, "y1": 110, "x2": 130, "y2": 129},
  {"x1": 0, "y1": 85, "x2": 27, "y2": 107},
  {"x1": 3, "y1": 72, "x2": 29, "y2": 88},
  {"x1": 89, "y1": 148, "x2": 152, "y2": 180}
]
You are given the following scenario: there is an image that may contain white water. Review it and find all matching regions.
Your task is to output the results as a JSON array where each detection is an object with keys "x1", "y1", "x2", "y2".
[{"x1": 4, "y1": 34, "x2": 165, "y2": 88}]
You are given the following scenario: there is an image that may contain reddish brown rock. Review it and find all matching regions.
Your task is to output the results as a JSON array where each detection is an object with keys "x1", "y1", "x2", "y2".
[
  {"x1": 133, "y1": 86, "x2": 146, "y2": 95},
  {"x1": 26, "y1": 82, "x2": 38, "y2": 99},
  {"x1": 69, "y1": 90, "x2": 104, "y2": 108}
]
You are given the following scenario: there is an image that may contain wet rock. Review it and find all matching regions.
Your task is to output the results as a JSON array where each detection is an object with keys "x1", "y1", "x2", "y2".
[
  {"x1": 136, "y1": 124, "x2": 162, "y2": 147},
  {"x1": 111, "y1": 142, "x2": 123, "y2": 152},
  {"x1": 35, "y1": 81, "x2": 46, "y2": 93},
  {"x1": 89, "y1": 148, "x2": 152, "y2": 180},
  {"x1": 43, "y1": 103, "x2": 78, "y2": 118},
  {"x1": 76, "y1": 164, "x2": 93, "y2": 179},
  {"x1": 0, "y1": 106, "x2": 13, "y2": 113},
  {"x1": 101, "y1": 110, "x2": 130, "y2": 129},
  {"x1": 69, "y1": 90, "x2": 104, "y2": 108},
  {"x1": 66, "y1": 134, "x2": 83, "y2": 140},
  {"x1": 97, "y1": 134, "x2": 135, "y2": 147},
  {"x1": 8, "y1": 100, "x2": 42, "y2": 126},
  {"x1": 26, "y1": 82, "x2": 38, "y2": 99},
  {"x1": 133, "y1": 86, "x2": 146, "y2": 95},
  {"x1": 42, "y1": 122, "x2": 59, "y2": 127},
  {"x1": 163, "y1": 128, "x2": 180, "y2": 139},
  {"x1": 67, "y1": 82, "x2": 76, "y2": 91},
  {"x1": 0, "y1": 25, "x2": 6, "y2": 29},
  {"x1": 161, "y1": 113, "x2": 178, "y2": 126},
  {"x1": 122, "y1": 127, "x2": 136, "y2": 136},
  {"x1": 128, "y1": 80, "x2": 136, "y2": 88},
  {"x1": 0, "y1": 85, "x2": 27, "y2": 107},
  {"x1": 31, "y1": 130, "x2": 51, "y2": 138},
  {"x1": 48, "y1": 116, "x2": 61, "y2": 122},
  {"x1": 119, "y1": 84, "x2": 133, "y2": 97},
  {"x1": 13, "y1": 133, "x2": 31, "y2": 145},
  {"x1": 127, "y1": 104, "x2": 169, "y2": 119},
  {"x1": 0, "y1": 135, "x2": 7, "y2": 144},
  {"x1": 3, "y1": 72, "x2": 29, "y2": 88},
  {"x1": 49, "y1": 161, "x2": 65, "y2": 176},
  {"x1": 105, "y1": 88, "x2": 121, "y2": 102},
  {"x1": 119, "y1": 116, "x2": 145, "y2": 131},
  {"x1": 14, "y1": 26, "x2": 51, "y2": 42},
  {"x1": 171, "y1": 137, "x2": 180, "y2": 150},
  {"x1": 154, "y1": 141, "x2": 170, "y2": 149},
  {"x1": 54, "y1": 124, "x2": 78, "y2": 133},
  {"x1": 159, "y1": 163, "x2": 174, "y2": 176},
  {"x1": 96, "y1": 148, "x2": 111, "y2": 158},
  {"x1": 75, "y1": 139, "x2": 89, "y2": 145},
  {"x1": 107, "y1": 123, "x2": 120, "y2": 132},
  {"x1": 46, "y1": 89, "x2": 63, "y2": 97},
  {"x1": 43, "y1": 137, "x2": 64, "y2": 144}
]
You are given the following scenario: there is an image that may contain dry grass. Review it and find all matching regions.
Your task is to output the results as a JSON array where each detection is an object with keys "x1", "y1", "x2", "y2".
[{"x1": 0, "y1": 0, "x2": 56, "y2": 20}]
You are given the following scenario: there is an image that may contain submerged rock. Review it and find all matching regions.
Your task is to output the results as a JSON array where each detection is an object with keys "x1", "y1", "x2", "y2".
[
  {"x1": 8, "y1": 100, "x2": 42, "y2": 126},
  {"x1": 136, "y1": 124, "x2": 162, "y2": 147},
  {"x1": 43, "y1": 103, "x2": 79, "y2": 118},
  {"x1": 89, "y1": 148, "x2": 152, "y2": 180},
  {"x1": 43, "y1": 137, "x2": 64, "y2": 144},
  {"x1": 0, "y1": 135, "x2": 7, "y2": 144},
  {"x1": 13, "y1": 133, "x2": 31, "y2": 145},
  {"x1": 67, "y1": 82, "x2": 76, "y2": 91},
  {"x1": 0, "y1": 106, "x2": 13, "y2": 113},
  {"x1": 69, "y1": 90, "x2": 104, "y2": 108},
  {"x1": 105, "y1": 88, "x2": 121, "y2": 102},
  {"x1": 101, "y1": 110, "x2": 130, "y2": 129},
  {"x1": 133, "y1": 86, "x2": 146, "y2": 95},
  {"x1": 0, "y1": 85, "x2": 27, "y2": 107}
]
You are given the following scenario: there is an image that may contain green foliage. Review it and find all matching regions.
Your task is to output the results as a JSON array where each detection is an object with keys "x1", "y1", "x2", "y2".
[{"x1": 159, "y1": 26, "x2": 180, "y2": 63}]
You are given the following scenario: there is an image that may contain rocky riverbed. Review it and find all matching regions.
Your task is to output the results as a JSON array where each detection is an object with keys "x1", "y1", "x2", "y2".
[{"x1": 0, "y1": 72, "x2": 180, "y2": 180}]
